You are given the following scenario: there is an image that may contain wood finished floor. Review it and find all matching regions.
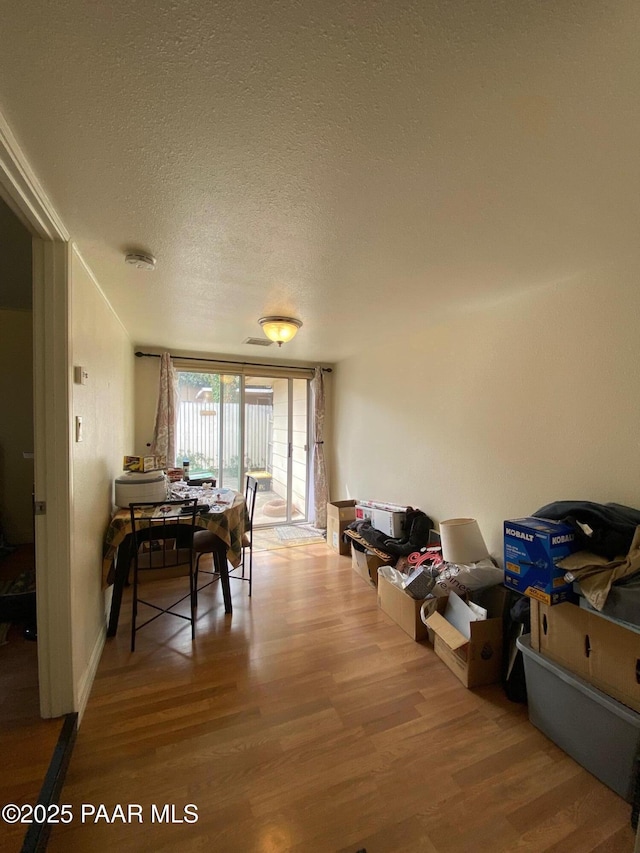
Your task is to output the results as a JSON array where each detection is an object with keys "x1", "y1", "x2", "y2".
[
  {"x1": 48, "y1": 544, "x2": 635, "y2": 853},
  {"x1": 0, "y1": 545, "x2": 64, "y2": 853},
  {"x1": 0, "y1": 630, "x2": 63, "y2": 853}
]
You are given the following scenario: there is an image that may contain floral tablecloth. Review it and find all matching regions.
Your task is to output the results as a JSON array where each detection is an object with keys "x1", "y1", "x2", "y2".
[{"x1": 102, "y1": 486, "x2": 249, "y2": 587}]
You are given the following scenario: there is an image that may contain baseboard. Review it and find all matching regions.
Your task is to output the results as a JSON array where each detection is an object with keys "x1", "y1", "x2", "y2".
[
  {"x1": 20, "y1": 712, "x2": 78, "y2": 853},
  {"x1": 76, "y1": 623, "x2": 105, "y2": 724}
]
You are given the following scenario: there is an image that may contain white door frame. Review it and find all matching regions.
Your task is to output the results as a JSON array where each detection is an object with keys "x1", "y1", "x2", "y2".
[{"x1": 0, "y1": 112, "x2": 75, "y2": 717}]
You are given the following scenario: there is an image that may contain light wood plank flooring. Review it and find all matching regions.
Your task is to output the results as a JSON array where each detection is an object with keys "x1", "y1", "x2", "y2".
[
  {"x1": 48, "y1": 544, "x2": 635, "y2": 852},
  {"x1": 0, "y1": 546, "x2": 64, "y2": 853}
]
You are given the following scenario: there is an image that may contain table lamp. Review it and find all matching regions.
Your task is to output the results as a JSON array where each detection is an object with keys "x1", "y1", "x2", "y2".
[{"x1": 440, "y1": 517, "x2": 489, "y2": 564}]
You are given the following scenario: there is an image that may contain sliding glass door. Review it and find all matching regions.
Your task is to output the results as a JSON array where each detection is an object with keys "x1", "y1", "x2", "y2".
[
  {"x1": 175, "y1": 370, "x2": 310, "y2": 527},
  {"x1": 220, "y1": 375, "x2": 241, "y2": 491}
]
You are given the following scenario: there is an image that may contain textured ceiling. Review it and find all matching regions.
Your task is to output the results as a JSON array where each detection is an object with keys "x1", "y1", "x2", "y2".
[{"x1": 0, "y1": 1, "x2": 638, "y2": 362}]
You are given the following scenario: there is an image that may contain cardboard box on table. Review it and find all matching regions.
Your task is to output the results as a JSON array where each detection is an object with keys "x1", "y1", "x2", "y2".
[
  {"x1": 530, "y1": 598, "x2": 640, "y2": 714},
  {"x1": 326, "y1": 500, "x2": 356, "y2": 556},
  {"x1": 351, "y1": 544, "x2": 388, "y2": 588},
  {"x1": 503, "y1": 517, "x2": 579, "y2": 605},
  {"x1": 426, "y1": 586, "x2": 507, "y2": 688},
  {"x1": 377, "y1": 573, "x2": 431, "y2": 641},
  {"x1": 123, "y1": 455, "x2": 165, "y2": 473}
]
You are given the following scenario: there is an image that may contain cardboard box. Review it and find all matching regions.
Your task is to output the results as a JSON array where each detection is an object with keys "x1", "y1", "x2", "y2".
[
  {"x1": 123, "y1": 455, "x2": 165, "y2": 473},
  {"x1": 350, "y1": 544, "x2": 387, "y2": 587},
  {"x1": 377, "y1": 574, "x2": 430, "y2": 641},
  {"x1": 426, "y1": 586, "x2": 506, "y2": 688},
  {"x1": 532, "y1": 599, "x2": 640, "y2": 713},
  {"x1": 518, "y1": 634, "x2": 640, "y2": 803},
  {"x1": 503, "y1": 516, "x2": 579, "y2": 605},
  {"x1": 326, "y1": 499, "x2": 356, "y2": 555},
  {"x1": 372, "y1": 508, "x2": 406, "y2": 537}
]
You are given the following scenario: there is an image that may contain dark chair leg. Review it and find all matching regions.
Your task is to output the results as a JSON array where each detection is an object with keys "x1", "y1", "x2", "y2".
[
  {"x1": 189, "y1": 563, "x2": 196, "y2": 640},
  {"x1": 194, "y1": 553, "x2": 201, "y2": 607},
  {"x1": 130, "y1": 564, "x2": 138, "y2": 652},
  {"x1": 248, "y1": 544, "x2": 252, "y2": 597},
  {"x1": 214, "y1": 545, "x2": 233, "y2": 614},
  {"x1": 108, "y1": 535, "x2": 133, "y2": 637}
]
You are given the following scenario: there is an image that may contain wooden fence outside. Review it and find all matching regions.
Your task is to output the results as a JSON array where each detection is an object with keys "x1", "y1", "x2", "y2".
[{"x1": 176, "y1": 401, "x2": 272, "y2": 474}]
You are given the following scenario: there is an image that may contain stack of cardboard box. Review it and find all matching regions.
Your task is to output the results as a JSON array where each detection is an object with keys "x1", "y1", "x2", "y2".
[
  {"x1": 377, "y1": 570, "x2": 507, "y2": 689},
  {"x1": 327, "y1": 498, "x2": 509, "y2": 691},
  {"x1": 505, "y1": 516, "x2": 640, "y2": 803}
]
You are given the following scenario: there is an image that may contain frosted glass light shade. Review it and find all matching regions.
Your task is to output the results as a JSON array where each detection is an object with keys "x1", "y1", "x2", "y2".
[
  {"x1": 440, "y1": 518, "x2": 489, "y2": 564},
  {"x1": 258, "y1": 316, "x2": 302, "y2": 346}
]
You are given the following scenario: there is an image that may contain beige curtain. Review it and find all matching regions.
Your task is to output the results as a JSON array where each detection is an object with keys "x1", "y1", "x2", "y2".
[
  {"x1": 311, "y1": 367, "x2": 328, "y2": 529},
  {"x1": 150, "y1": 352, "x2": 178, "y2": 465}
]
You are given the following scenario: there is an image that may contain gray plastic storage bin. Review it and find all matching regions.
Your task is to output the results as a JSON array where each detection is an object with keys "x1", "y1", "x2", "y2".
[{"x1": 517, "y1": 634, "x2": 640, "y2": 802}]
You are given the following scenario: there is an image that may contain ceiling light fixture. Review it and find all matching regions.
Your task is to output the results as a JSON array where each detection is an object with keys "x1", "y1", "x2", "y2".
[
  {"x1": 124, "y1": 251, "x2": 156, "y2": 271},
  {"x1": 258, "y1": 316, "x2": 302, "y2": 347}
]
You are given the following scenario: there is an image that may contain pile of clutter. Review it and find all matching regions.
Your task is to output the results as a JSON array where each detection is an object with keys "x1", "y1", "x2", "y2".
[
  {"x1": 358, "y1": 518, "x2": 507, "y2": 687},
  {"x1": 345, "y1": 511, "x2": 503, "y2": 601},
  {"x1": 391, "y1": 516, "x2": 503, "y2": 600}
]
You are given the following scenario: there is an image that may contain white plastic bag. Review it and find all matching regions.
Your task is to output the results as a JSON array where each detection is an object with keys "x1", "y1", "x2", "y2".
[
  {"x1": 377, "y1": 564, "x2": 407, "y2": 590},
  {"x1": 431, "y1": 557, "x2": 503, "y2": 597}
]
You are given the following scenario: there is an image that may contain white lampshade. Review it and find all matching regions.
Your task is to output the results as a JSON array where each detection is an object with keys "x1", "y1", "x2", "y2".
[{"x1": 440, "y1": 518, "x2": 489, "y2": 564}]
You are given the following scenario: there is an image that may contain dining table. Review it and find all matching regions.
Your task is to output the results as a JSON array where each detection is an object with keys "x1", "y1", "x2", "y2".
[{"x1": 103, "y1": 483, "x2": 250, "y2": 637}]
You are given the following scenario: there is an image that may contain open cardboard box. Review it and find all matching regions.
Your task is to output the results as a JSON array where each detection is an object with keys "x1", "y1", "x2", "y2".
[
  {"x1": 426, "y1": 585, "x2": 507, "y2": 688},
  {"x1": 351, "y1": 544, "x2": 388, "y2": 588},
  {"x1": 377, "y1": 573, "x2": 430, "y2": 641},
  {"x1": 327, "y1": 500, "x2": 356, "y2": 556}
]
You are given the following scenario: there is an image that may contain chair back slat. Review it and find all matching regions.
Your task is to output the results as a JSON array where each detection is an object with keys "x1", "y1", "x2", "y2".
[
  {"x1": 245, "y1": 476, "x2": 258, "y2": 532},
  {"x1": 129, "y1": 499, "x2": 199, "y2": 573},
  {"x1": 129, "y1": 498, "x2": 199, "y2": 651}
]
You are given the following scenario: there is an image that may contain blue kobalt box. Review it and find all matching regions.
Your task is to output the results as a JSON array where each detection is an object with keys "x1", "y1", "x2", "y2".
[{"x1": 503, "y1": 517, "x2": 579, "y2": 605}]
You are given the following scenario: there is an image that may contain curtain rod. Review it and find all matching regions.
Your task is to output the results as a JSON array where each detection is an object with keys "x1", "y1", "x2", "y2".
[{"x1": 134, "y1": 351, "x2": 332, "y2": 373}]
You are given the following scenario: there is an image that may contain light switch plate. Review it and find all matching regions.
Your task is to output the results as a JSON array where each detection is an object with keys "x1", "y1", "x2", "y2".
[
  {"x1": 74, "y1": 365, "x2": 89, "y2": 385},
  {"x1": 75, "y1": 416, "x2": 83, "y2": 442}
]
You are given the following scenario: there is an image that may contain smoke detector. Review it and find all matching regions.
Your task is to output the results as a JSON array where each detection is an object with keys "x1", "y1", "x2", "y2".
[{"x1": 124, "y1": 251, "x2": 156, "y2": 271}]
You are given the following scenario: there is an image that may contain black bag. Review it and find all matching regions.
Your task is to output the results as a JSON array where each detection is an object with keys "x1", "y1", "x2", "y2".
[
  {"x1": 533, "y1": 501, "x2": 640, "y2": 560},
  {"x1": 502, "y1": 594, "x2": 530, "y2": 703}
]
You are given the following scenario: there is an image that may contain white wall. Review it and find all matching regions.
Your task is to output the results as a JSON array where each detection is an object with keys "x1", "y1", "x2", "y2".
[
  {"x1": 70, "y1": 248, "x2": 134, "y2": 709},
  {"x1": 331, "y1": 266, "x2": 640, "y2": 561},
  {"x1": 0, "y1": 309, "x2": 34, "y2": 543},
  {"x1": 134, "y1": 354, "x2": 161, "y2": 456}
]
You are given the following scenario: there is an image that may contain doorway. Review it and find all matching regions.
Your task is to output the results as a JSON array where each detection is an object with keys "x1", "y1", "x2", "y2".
[
  {"x1": 0, "y1": 192, "x2": 37, "y2": 706},
  {"x1": 0, "y1": 114, "x2": 75, "y2": 719}
]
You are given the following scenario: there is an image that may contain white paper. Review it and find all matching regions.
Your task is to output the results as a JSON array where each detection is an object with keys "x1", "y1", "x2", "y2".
[
  {"x1": 467, "y1": 600, "x2": 487, "y2": 621},
  {"x1": 443, "y1": 592, "x2": 482, "y2": 640}
]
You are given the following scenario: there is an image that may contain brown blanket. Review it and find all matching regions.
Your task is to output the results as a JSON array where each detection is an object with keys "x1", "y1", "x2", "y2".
[{"x1": 557, "y1": 525, "x2": 640, "y2": 611}]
